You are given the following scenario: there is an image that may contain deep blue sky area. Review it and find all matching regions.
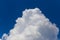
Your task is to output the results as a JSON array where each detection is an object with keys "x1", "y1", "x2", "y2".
[{"x1": 0, "y1": 0, "x2": 60, "y2": 39}]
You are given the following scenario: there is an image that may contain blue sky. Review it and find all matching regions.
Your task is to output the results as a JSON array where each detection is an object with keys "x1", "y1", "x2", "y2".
[{"x1": 0, "y1": 0, "x2": 60, "y2": 39}]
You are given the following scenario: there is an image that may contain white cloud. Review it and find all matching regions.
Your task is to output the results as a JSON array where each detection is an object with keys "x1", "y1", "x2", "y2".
[{"x1": 0, "y1": 8, "x2": 59, "y2": 40}]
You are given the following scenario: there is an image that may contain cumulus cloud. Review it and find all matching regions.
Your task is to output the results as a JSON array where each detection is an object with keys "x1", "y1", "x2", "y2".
[{"x1": 0, "y1": 8, "x2": 59, "y2": 40}]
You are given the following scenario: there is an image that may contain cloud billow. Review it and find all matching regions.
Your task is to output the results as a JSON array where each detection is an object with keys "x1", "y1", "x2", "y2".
[{"x1": 0, "y1": 8, "x2": 59, "y2": 40}]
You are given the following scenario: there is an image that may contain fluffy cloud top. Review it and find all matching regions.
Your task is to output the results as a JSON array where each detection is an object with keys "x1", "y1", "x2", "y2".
[{"x1": 0, "y1": 8, "x2": 59, "y2": 40}]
